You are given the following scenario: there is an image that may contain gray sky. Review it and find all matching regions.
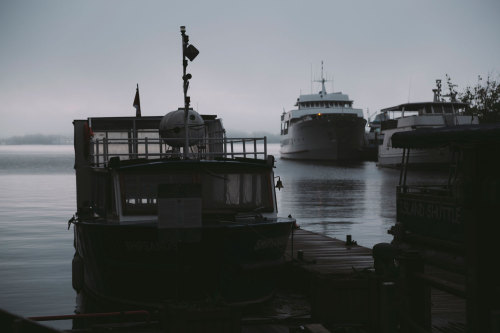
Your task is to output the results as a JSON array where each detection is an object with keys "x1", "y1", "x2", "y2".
[{"x1": 1, "y1": 0, "x2": 499, "y2": 137}]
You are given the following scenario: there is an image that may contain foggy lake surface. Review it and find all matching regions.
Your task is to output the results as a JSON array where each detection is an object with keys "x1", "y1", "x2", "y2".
[{"x1": 0, "y1": 143, "x2": 406, "y2": 329}]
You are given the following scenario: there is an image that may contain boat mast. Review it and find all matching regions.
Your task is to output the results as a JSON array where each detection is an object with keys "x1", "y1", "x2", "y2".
[
  {"x1": 313, "y1": 61, "x2": 328, "y2": 96},
  {"x1": 320, "y1": 61, "x2": 326, "y2": 95},
  {"x1": 180, "y1": 26, "x2": 199, "y2": 158}
]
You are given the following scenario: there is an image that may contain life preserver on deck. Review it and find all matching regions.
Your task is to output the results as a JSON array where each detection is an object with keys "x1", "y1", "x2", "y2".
[
  {"x1": 72, "y1": 252, "x2": 84, "y2": 292},
  {"x1": 83, "y1": 122, "x2": 93, "y2": 158},
  {"x1": 84, "y1": 122, "x2": 93, "y2": 140}
]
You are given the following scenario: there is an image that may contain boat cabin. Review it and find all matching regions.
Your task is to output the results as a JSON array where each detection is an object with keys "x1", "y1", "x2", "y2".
[
  {"x1": 389, "y1": 123, "x2": 500, "y2": 331},
  {"x1": 73, "y1": 115, "x2": 276, "y2": 225}
]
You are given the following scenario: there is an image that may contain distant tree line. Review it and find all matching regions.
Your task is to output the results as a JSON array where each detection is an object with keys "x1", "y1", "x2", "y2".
[
  {"x1": 225, "y1": 130, "x2": 280, "y2": 143},
  {"x1": 448, "y1": 74, "x2": 500, "y2": 123},
  {"x1": 0, "y1": 134, "x2": 73, "y2": 145}
]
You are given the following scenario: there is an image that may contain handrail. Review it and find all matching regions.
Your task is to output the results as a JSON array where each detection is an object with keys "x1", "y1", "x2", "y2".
[{"x1": 90, "y1": 137, "x2": 268, "y2": 167}]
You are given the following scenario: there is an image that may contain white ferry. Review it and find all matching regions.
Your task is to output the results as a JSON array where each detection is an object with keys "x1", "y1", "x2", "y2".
[{"x1": 280, "y1": 65, "x2": 366, "y2": 160}]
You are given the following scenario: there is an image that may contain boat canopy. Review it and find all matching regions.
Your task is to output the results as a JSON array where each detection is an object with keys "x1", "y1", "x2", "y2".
[
  {"x1": 88, "y1": 114, "x2": 218, "y2": 131},
  {"x1": 381, "y1": 102, "x2": 467, "y2": 114},
  {"x1": 391, "y1": 123, "x2": 500, "y2": 149}
]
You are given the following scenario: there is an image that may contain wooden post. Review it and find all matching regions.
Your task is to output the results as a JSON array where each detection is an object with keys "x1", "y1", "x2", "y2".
[
  {"x1": 379, "y1": 281, "x2": 397, "y2": 333},
  {"x1": 399, "y1": 251, "x2": 430, "y2": 332}
]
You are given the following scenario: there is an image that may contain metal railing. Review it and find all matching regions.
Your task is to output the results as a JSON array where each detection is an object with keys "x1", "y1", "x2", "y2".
[{"x1": 90, "y1": 136, "x2": 267, "y2": 167}]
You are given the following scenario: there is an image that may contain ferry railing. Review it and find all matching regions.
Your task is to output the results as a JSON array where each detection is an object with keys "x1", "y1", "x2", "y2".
[{"x1": 90, "y1": 136, "x2": 267, "y2": 167}]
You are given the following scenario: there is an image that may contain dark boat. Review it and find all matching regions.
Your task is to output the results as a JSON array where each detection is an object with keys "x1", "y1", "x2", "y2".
[
  {"x1": 374, "y1": 123, "x2": 500, "y2": 332},
  {"x1": 70, "y1": 27, "x2": 294, "y2": 307}
]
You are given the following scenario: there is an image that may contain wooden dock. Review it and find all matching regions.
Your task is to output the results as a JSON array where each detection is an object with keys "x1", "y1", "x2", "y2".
[
  {"x1": 281, "y1": 228, "x2": 468, "y2": 333},
  {"x1": 285, "y1": 228, "x2": 374, "y2": 275},
  {"x1": 281, "y1": 228, "x2": 379, "y2": 332}
]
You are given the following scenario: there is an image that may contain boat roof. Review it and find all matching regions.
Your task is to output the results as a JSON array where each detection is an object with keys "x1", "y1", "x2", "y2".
[
  {"x1": 391, "y1": 123, "x2": 500, "y2": 149},
  {"x1": 298, "y1": 92, "x2": 351, "y2": 103},
  {"x1": 87, "y1": 114, "x2": 218, "y2": 131},
  {"x1": 381, "y1": 101, "x2": 467, "y2": 112}
]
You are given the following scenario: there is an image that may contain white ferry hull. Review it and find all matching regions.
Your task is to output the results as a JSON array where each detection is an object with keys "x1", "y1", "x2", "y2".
[{"x1": 280, "y1": 114, "x2": 366, "y2": 160}]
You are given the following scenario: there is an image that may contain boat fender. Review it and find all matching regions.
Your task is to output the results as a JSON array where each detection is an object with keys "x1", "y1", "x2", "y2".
[{"x1": 72, "y1": 252, "x2": 84, "y2": 292}]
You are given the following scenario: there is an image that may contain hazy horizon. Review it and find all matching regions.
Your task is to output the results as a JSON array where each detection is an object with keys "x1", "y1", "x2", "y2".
[{"x1": 1, "y1": 0, "x2": 499, "y2": 138}]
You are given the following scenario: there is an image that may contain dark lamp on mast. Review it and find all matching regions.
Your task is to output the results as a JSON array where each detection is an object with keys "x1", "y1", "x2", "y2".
[{"x1": 185, "y1": 44, "x2": 199, "y2": 61}]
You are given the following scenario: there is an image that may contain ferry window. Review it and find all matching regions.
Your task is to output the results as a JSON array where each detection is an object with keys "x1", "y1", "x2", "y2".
[
  {"x1": 119, "y1": 171, "x2": 273, "y2": 216},
  {"x1": 202, "y1": 172, "x2": 272, "y2": 212},
  {"x1": 120, "y1": 173, "x2": 194, "y2": 215}
]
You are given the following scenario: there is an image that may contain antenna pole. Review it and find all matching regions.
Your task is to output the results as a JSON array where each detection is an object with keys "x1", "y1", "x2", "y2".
[
  {"x1": 310, "y1": 63, "x2": 312, "y2": 94},
  {"x1": 407, "y1": 77, "x2": 412, "y2": 103},
  {"x1": 320, "y1": 61, "x2": 326, "y2": 95},
  {"x1": 181, "y1": 26, "x2": 191, "y2": 158}
]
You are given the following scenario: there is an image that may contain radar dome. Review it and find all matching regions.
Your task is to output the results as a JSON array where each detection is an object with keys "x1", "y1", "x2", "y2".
[{"x1": 159, "y1": 108, "x2": 205, "y2": 147}]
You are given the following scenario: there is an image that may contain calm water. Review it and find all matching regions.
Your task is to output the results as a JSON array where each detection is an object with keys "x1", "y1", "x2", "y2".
[{"x1": 0, "y1": 144, "x2": 404, "y2": 328}]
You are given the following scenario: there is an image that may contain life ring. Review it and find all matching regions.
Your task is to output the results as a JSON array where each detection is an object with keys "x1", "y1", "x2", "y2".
[{"x1": 83, "y1": 122, "x2": 93, "y2": 158}]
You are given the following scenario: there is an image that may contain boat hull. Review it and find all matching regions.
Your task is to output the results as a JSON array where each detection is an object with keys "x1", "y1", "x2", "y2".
[
  {"x1": 378, "y1": 146, "x2": 450, "y2": 168},
  {"x1": 280, "y1": 114, "x2": 366, "y2": 160},
  {"x1": 74, "y1": 219, "x2": 293, "y2": 305}
]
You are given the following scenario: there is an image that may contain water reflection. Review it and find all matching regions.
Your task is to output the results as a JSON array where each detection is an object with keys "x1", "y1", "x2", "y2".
[{"x1": 275, "y1": 158, "x2": 398, "y2": 248}]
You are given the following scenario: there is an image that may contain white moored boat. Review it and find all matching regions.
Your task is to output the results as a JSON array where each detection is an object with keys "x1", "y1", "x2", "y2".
[
  {"x1": 280, "y1": 64, "x2": 366, "y2": 161},
  {"x1": 378, "y1": 79, "x2": 479, "y2": 168}
]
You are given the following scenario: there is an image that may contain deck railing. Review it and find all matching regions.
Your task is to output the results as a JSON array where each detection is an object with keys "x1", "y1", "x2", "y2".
[{"x1": 89, "y1": 136, "x2": 267, "y2": 167}]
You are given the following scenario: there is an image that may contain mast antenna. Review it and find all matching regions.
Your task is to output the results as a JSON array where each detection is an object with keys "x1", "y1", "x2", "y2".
[
  {"x1": 313, "y1": 61, "x2": 329, "y2": 96},
  {"x1": 180, "y1": 25, "x2": 199, "y2": 158},
  {"x1": 407, "y1": 77, "x2": 412, "y2": 103},
  {"x1": 310, "y1": 63, "x2": 312, "y2": 94}
]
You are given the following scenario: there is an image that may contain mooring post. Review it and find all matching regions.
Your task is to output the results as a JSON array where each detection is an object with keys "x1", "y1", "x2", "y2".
[{"x1": 399, "y1": 251, "x2": 430, "y2": 332}]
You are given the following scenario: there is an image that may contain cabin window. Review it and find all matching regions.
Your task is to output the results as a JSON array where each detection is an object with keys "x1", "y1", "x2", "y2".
[{"x1": 119, "y1": 170, "x2": 273, "y2": 216}]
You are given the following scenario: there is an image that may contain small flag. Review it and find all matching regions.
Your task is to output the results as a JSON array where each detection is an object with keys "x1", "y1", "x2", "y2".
[{"x1": 133, "y1": 84, "x2": 141, "y2": 117}]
